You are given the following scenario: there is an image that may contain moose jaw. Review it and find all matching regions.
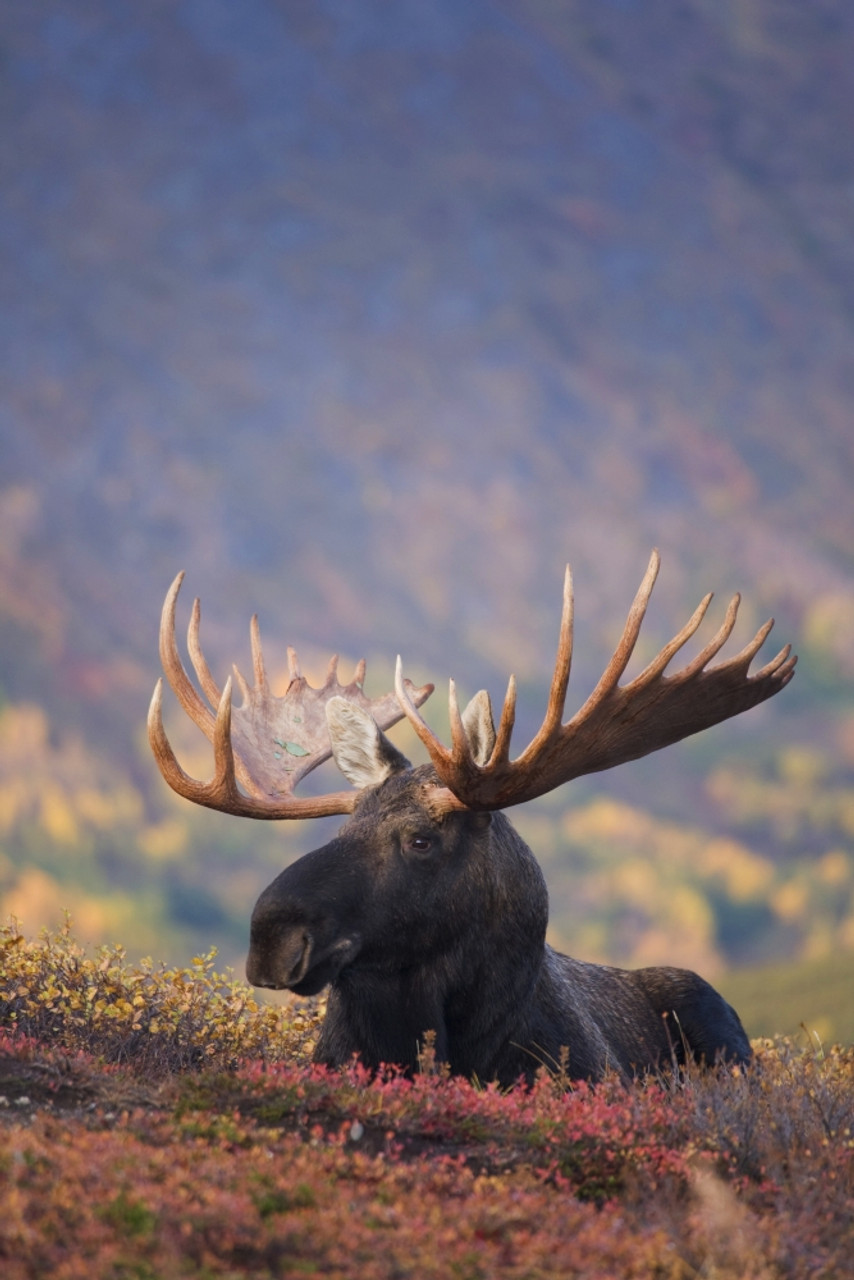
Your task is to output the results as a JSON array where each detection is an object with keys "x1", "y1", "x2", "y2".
[{"x1": 148, "y1": 550, "x2": 795, "y2": 1086}]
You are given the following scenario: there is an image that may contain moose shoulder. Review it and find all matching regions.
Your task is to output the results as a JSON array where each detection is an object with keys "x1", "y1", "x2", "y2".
[{"x1": 149, "y1": 551, "x2": 795, "y2": 1085}]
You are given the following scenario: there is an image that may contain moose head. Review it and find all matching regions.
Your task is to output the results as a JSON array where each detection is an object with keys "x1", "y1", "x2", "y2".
[{"x1": 149, "y1": 551, "x2": 795, "y2": 1084}]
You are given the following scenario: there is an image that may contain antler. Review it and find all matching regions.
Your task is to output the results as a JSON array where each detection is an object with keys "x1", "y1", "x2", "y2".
[
  {"x1": 395, "y1": 549, "x2": 797, "y2": 811},
  {"x1": 148, "y1": 573, "x2": 433, "y2": 819}
]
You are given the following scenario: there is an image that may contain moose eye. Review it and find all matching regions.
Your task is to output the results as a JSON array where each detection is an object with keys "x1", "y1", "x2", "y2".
[{"x1": 404, "y1": 835, "x2": 434, "y2": 855}]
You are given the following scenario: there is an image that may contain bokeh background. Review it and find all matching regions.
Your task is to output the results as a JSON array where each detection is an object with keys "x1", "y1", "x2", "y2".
[{"x1": 2, "y1": 0, "x2": 853, "y2": 1040}]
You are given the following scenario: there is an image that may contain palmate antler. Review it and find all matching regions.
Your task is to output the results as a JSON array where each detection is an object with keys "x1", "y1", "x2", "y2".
[
  {"x1": 395, "y1": 549, "x2": 796, "y2": 811},
  {"x1": 148, "y1": 572, "x2": 433, "y2": 818}
]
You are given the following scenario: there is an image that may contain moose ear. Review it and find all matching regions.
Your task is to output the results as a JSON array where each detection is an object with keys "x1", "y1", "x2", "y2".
[
  {"x1": 326, "y1": 696, "x2": 411, "y2": 789},
  {"x1": 461, "y1": 690, "x2": 496, "y2": 766}
]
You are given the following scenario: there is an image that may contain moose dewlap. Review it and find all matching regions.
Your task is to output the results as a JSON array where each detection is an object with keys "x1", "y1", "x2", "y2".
[{"x1": 149, "y1": 550, "x2": 795, "y2": 1085}]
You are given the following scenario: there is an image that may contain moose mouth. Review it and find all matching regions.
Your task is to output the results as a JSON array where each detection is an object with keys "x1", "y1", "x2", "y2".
[{"x1": 247, "y1": 932, "x2": 362, "y2": 996}]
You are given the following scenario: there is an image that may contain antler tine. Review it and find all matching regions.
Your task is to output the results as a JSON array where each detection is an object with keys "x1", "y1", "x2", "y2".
[
  {"x1": 516, "y1": 549, "x2": 663, "y2": 766},
  {"x1": 753, "y1": 641, "x2": 796, "y2": 682},
  {"x1": 448, "y1": 678, "x2": 475, "y2": 764},
  {"x1": 159, "y1": 573, "x2": 216, "y2": 737},
  {"x1": 627, "y1": 590, "x2": 718, "y2": 690},
  {"x1": 148, "y1": 674, "x2": 239, "y2": 808},
  {"x1": 249, "y1": 614, "x2": 270, "y2": 692},
  {"x1": 187, "y1": 596, "x2": 283, "y2": 809},
  {"x1": 661, "y1": 592, "x2": 741, "y2": 685},
  {"x1": 148, "y1": 678, "x2": 208, "y2": 805},
  {"x1": 497, "y1": 566, "x2": 573, "y2": 768},
  {"x1": 231, "y1": 662, "x2": 252, "y2": 705},
  {"x1": 395, "y1": 655, "x2": 453, "y2": 767},
  {"x1": 210, "y1": 676, "x2": 239, "y2": 796},
  {"x1": 187, "y1": 596, "x2": 223, "y2": 707},
  {"x1": 160, "y1": 574, "x2": 254, "y2": 799},
  {"x1": 584, "y1": 548, "x2": 661, "y2": 709},
  {"x1": 226, "y1": 614, "x2": 270, "y2": 734},
  {"x1": 490, "y1": 674, "x2": 517, "y2": 767},
  {"x1": 704, "y1": 611, "x2": 774, "y2": 678},
  {"x1": 542, "y1": 565, "x2": 575, "y2": 737}
]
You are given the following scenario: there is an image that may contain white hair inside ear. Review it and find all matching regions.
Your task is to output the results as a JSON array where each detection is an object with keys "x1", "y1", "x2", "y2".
[
  {"x1": 325, "y1": 696, "x2": 410, "y2": 789},
  {"x1": 460, "y1": 689, "x2": 497, "y2": 766}
]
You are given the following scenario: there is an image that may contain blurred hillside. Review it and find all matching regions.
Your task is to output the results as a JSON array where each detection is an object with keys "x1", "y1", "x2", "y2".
[{"x1": 1, "y1": 1, "x2": 853, "y2": 1036}]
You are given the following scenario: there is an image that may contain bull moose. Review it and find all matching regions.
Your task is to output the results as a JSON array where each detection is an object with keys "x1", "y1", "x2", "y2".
[{"x1": 148, "y1": 551, "x2": 795, "y2": 1084}]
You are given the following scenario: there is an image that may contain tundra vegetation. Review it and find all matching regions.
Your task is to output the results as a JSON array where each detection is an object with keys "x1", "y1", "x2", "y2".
[{"x1": 1, "y1": 920, "x2": 852, "y2": 1280}]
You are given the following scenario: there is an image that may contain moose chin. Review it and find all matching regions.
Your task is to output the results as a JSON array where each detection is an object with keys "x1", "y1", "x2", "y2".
[{"x1": 149, "y1": 550, "x2": 795, "y2": 1086}]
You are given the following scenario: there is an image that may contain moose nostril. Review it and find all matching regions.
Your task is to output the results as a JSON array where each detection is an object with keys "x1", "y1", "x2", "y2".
[{"x1": 280, "y1": 929, "x2": 312, "y2": 984}]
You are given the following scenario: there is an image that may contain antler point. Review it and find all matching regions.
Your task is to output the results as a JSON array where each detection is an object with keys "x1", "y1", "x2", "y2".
[{"x1": 147, "y1": 678, "x2": 164, "y2": 723}]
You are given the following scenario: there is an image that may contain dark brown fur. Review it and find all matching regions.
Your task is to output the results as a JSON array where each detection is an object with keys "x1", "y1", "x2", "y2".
[{"x1": 247, "y1": 764, "x2": 750, "y2": 1084}]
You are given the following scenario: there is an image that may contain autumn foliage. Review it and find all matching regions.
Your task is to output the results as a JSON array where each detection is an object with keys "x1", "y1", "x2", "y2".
[{"x1": 1, "y1": 922, "x2": 852, "y2": 1279}]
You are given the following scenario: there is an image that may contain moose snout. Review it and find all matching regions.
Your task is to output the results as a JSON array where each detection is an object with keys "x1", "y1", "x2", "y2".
[{"x1": 246, "y1": 923, "x2": 313, "y2": 989}]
